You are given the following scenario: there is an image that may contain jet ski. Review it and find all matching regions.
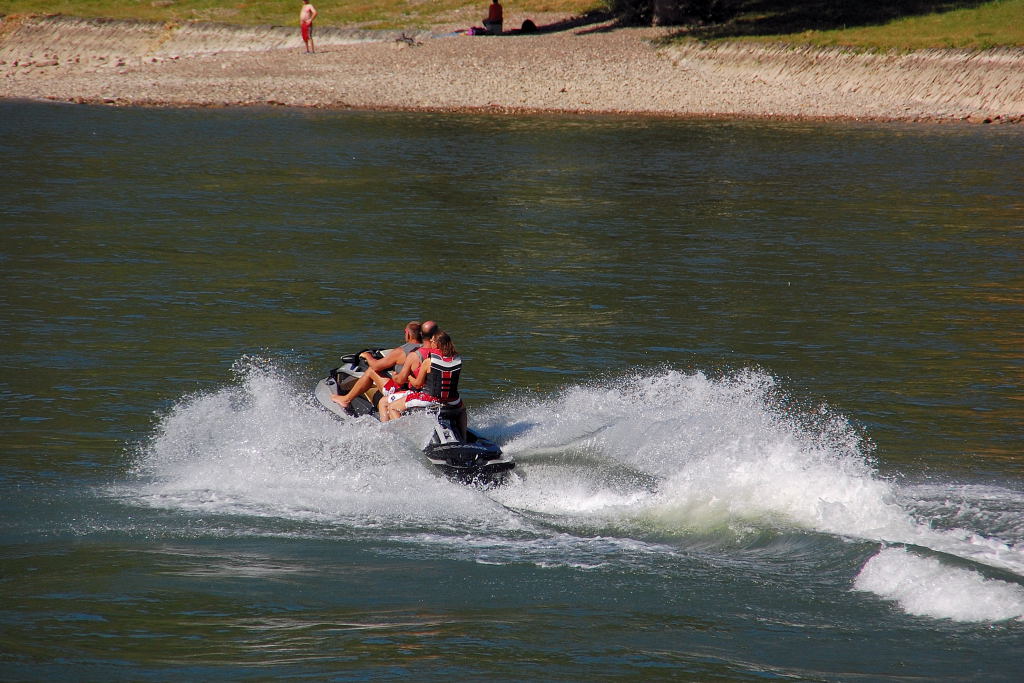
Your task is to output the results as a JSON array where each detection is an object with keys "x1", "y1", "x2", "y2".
[{"x1": 314, "y1": 349, "x2": 515, "y2": 486}]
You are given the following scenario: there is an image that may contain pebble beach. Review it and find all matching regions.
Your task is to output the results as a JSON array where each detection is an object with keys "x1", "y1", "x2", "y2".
[{"x1": 1, "y1": 14, "x2": 1022, "y2": 122}]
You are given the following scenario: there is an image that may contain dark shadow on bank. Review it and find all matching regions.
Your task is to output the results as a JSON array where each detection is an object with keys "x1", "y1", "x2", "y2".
[
  {"x1": 498, "y1": 10, "x2": 617, "y2": 35},
  {"x1": 605, "y1": 0, "x2": 991, "y2": 39}
]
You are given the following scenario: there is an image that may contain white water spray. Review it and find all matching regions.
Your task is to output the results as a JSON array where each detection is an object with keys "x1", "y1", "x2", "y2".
[
  {"x1": 484, "y1": 368, "x2": 1024, "y2": 621},
  {"x1": 130, "y1": 359, "x2": 1024, "y2": 622}
]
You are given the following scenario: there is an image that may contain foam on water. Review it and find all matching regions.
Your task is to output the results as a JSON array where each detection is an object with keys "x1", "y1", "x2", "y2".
[
  {"x1": 854, "y1": 548, "x2": 1024, "y2": 622},
  {"x1": 488, "y1": 369, "x2": 907, "y2": 539},
  {"x1": 129, "y1": 359, "x2": 1024, "y2": 623},
  {"x1": 484, "y1": 368, "x2": 1024, "y2": 621},
  {"x1": 131, "y1": 357, "x2": 516, "y2": 532}
]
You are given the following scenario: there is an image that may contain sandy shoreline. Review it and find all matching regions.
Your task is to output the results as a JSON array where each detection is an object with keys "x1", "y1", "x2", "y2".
[{"x1": 2, "y1": 15, "x2": 1023, "y2": 123}]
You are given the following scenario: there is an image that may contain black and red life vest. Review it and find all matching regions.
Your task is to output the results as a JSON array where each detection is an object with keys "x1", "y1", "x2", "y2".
[{"x1": 420, "y1": 350, "x2": 462, "y2": 405}]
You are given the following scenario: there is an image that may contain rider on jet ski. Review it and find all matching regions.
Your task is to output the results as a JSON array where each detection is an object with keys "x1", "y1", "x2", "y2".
[
  {"x1": 385, "y1": 329, "x2": 467, "y2": 438},
  {"x1": 330, "y1": 320, "x2": 438, "y2": 411}
]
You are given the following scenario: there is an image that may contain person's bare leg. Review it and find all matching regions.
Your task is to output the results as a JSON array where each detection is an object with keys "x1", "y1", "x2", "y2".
[
  {"x1": 331, "y1": 373, "x2": 371, "y2": 408},
  {"x1": 386, "y1": 397, "x2": 408, "y2": 422},
  {"x1": 332, "y1": 369, "x2": 389, "y2": 408}
]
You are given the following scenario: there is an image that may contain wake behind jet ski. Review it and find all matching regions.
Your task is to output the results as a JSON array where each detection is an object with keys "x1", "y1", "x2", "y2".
[{"x1": 314, "y1": 348, "x2": 514, "y2": 486}]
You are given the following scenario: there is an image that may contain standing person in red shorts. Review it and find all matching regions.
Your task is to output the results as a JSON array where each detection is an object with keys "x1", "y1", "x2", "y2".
[{"x1": 299, "y1": 0, "x2": 318, "y2": 53}]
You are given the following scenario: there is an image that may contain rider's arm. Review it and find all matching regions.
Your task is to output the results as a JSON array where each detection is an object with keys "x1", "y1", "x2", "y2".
[
  {"x1": 407, "y1": 358, "x2": 430, "y2": 389},
  {"x1": 392, "y1": 353, "x2": 420, "y2": 386},
  {"x1": 363, "y1": 348, "x2": 401, "y2": 373}
]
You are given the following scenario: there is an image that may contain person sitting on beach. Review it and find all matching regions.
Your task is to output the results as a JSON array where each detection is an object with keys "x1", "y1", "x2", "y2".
[
  {"x1": 482, "y1": 0, "x2": 503, "y2": 35},
  {"x1": 383, "y1": 330, "x2": 468, "y2": 439},
  {"x1": 330, "y1": 320, "x2": 435, "y2": 411},
  {"x1": 299, "y1": 0, "x2": 317, "y2": 53}
]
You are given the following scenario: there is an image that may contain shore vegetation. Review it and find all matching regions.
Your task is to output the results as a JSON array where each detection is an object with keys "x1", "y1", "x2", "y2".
[
  {"x1": 661, "y1": 0, "x2": 1024, "y2": 50},
  {"x1": 0, "y1": 0, "x2": 1021, "y2": 48},
  {"x1": 0, "y1": 0, "x2": 598, "y2": 29}
]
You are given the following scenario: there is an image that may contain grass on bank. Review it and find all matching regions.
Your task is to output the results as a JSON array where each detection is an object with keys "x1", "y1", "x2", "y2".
[
  {"x1": 682, "y1": 0, "x2": 1024, "y2": 50},
  {"x1": 0, "y1": 0, "x2": 600, "y2": 29},
  {"x1": 0, "y1": 0, "x2": 1021, "y2": 48}
]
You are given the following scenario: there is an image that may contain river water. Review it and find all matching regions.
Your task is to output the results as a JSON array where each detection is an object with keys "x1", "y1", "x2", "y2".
[{"x1": 2, "y1": 101, "x2": 1022, "y2": 679}]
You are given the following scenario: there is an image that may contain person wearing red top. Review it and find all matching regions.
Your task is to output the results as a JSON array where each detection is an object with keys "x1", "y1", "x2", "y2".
[
  {"x1": 384, "y1": 329, "x2": 468, "y2": 438},
  {"x1": 483, "y1": 0, "x2": 503, "y2": 35}
]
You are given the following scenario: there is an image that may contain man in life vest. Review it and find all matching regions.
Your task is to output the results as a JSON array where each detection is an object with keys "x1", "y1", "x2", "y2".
[
  {"x1": 383, "y1": 329, "x2": 467, "y2": 438},
  {"x1": 330, "y1": 320, "x2": 433, "y2": 411}
]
